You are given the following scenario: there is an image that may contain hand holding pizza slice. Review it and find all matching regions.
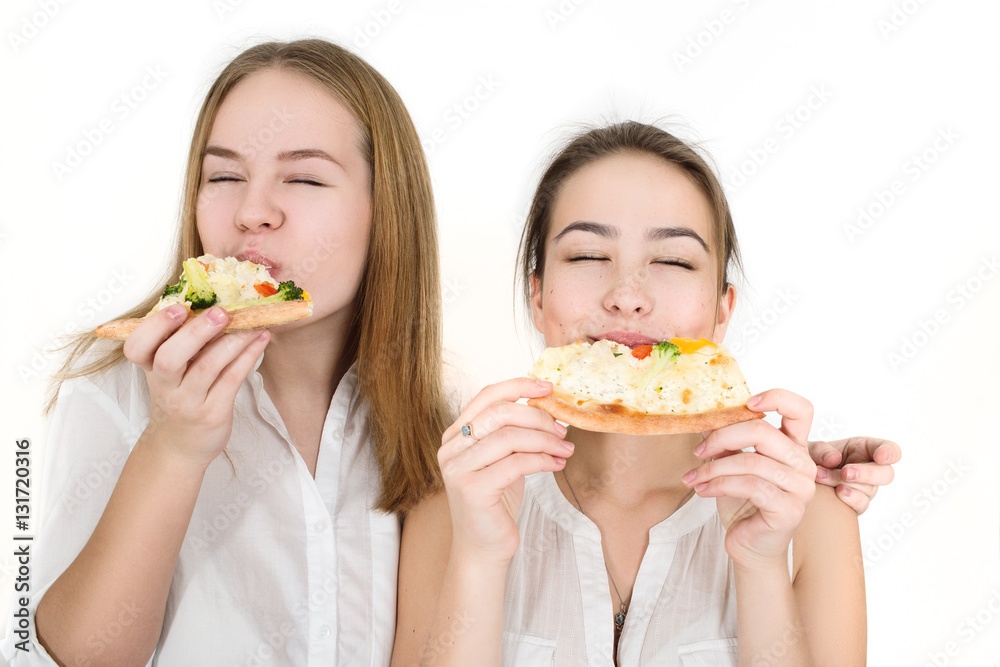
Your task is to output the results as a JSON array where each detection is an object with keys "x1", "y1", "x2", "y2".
[
  {"x1": 527, "y1": 337, "x2": 763, "y2": 435},
  {"x1": 95, "y1": 255, "x2": 312, "y2": 340}
]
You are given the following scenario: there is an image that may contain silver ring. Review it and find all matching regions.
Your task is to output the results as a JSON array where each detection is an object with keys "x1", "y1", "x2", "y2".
[{"x1": 461, "y1": 423, "x2": 479, "y2": 441}]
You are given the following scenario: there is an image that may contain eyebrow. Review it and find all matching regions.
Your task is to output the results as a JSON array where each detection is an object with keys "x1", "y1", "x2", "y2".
[
  {"x1": 554, "y1": 221, "x2": 710, "y2": 252},
  {"x1": 203, "y1": 146, "x2": 346, "y2": 171}
]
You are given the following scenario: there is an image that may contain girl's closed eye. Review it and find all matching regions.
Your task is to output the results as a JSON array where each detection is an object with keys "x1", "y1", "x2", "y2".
[
  {"x1": 287, "y1": 177, "x2": 325, "y2": 186},
  {"x1": 654, "y1": 258, "x2": 695, "y2": 269},
  {"x1": 207, "y1": 174, "x2": 243, "y2": 183},
  {"x1": 567, "y1": 254, "x2": 608, "y2": 262}
]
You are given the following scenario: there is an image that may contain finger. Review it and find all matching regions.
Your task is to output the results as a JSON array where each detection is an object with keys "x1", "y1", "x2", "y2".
[
  {"x1": 815, "y1": 468, "x2": 877, "y2": 498},
  {"x1": 841, "y1": 462, "x2": 895, "y2": 487},
  {"x1": 683, "y1": 452, "x2": 814, "y2": 497},
  {"x1": 807, "y1": 440, "x2": 844, "y2": 468},
  {"x1": 818, "y1": 437, "x2": 902, "y2": 467},
  {"x1": 449, "y1": 401, "x2": 566, "y2": 450},
  {"x1": 700, "y1": 419, "x2": 815, "y2": 479},
  {"x1": 149, "y1": 307, "x2": 231, "y2": 385},
  {"x1": 207, "y1": 330, "x2": 270, "y2": 406},
  {"x1": 746, "y1": 389, "x2": 813, "y2": 445},
  {"x1": 444, "y1": 378, "x2": 555, "y2": 442},
  {"x1": 451, "y1": 426, "x2": 574, "y2": 474},
  {"x1": 836, "y1": 484, "x2": 871, "y2": 515},
  {"x1": 185, "y1": 328, "x2": 267, "y2": 395},
  {"x1": 123, "y1": 305, "x2": 190, "y2": 371},
  {"x1": 693, "y1": 474, "x2": 807, "y2": 518},
  {"x1": 469, "y1": 451, "x2": 567, "y2": 492},
  {"x1": 872, "y1": 440, "x2": 902, "y2": 465}
]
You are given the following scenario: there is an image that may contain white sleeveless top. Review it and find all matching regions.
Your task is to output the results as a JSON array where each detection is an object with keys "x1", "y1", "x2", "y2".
[{"x1": 503, "y1": 471, "x2": 739, "y2": 666}]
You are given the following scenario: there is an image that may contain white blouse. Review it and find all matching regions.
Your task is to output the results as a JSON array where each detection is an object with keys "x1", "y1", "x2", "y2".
[
  {"x1": 503, "y1": 471, "x2": 740, "y2": 666},
  {"x1": 0, "y1": 356, "x2": 399, "y2": 666}
]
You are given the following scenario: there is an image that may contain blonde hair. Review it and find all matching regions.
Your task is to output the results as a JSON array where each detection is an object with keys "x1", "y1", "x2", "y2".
[
  {"x1": 50, "y1": 39, "x2": 449, "y2": 513},
  {"x1": 518, "y1": 121, "x2": 743, "y2": 307}
]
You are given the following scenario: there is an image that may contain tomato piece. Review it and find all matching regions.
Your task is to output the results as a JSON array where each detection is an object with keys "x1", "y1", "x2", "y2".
[
  {"x1": 255, "y1": 282, "x2": 278, "y2": 297},
  {"x1": 631, "y1": 344, "x2": 653, "y2": 359}
]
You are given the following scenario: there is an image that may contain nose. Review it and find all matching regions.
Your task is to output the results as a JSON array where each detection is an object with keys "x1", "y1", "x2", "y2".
[
  {"x1": 235, "y1": 181, "x2": 283, "y2": 232},
  {"x1": 603, "y1": 268, "x2": 653, "y2": 315}
]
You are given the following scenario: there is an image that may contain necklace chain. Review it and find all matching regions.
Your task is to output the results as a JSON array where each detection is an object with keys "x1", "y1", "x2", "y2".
[{"x1": 561, "y1": 469, "x2": 696, "y2": 634}]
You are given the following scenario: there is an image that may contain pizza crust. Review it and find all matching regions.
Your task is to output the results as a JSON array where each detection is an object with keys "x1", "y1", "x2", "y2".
[
  {"x1": 94, "y1": 300, "x2": 313, "y2": 340},
  {"x1": 527, "y1": 392, "x2": 764, "y2": 435}
]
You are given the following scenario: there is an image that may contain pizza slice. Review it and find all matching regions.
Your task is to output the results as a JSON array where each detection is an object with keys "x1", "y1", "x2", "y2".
[
  {"x1": 94, "y1": 255, "x2": 312, "y2": 340},
  {"x1": 527, "y1": 337, "x2": 763, "y2": 434}
]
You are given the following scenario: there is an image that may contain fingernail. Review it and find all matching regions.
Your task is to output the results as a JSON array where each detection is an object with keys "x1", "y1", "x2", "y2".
[
  {"x1": 694, "y1": 441, "x2": 706, "y2": 457},
  {"x1": 841, "y1": 486, "x2": 852, "y2": 497},
  {"x1": 562, "y1": 441, "x2": 574, "y2": 452},
  {"x1": 553, "y1": 456, "x2": 566, "y2": 466},
  {"x1": 257, "y1": 330, "x2": 270, "y2": 343},
  {"x1": 535, "y1": 380, "x2": 553, "y2": 389},
  {"x1": 206, "y1": 307, "x2": 227, "y2": 325},
  {"x1": 555, "y1": 422, "x2": 567, "y2": 437},
  {"x1": 682, "y1": 469, "x2": 697, "y2": 484},
  {"x1": 821, "y1": 451, "x2": 838, "y2": 466},
  {"x1": 747, "y1": 394, "x2": 761, "y2": 409},
  {"x1": 816, "y1": 467, "x2": 829, "y2": 480},
  {"x1": 167, "y1": 305, "x2": 185, "y2": 320},
  {"x1": 843, "y1": 466, "x2": 857, "y2": 482},
  {"x1": 695, "y1": 483, "x2": 709, "y2": 493}
]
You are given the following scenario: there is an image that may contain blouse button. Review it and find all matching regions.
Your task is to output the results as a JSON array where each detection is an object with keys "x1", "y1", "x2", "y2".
[
  {"x1": 319, "y1": 624, "x2": 331, "y2": 639},
  {"x1": 332, "y1": 428, "x2": 345, "y2": 441},
  {"x1": 313, "y1": 520, "x2": 327, "y2": 533}
]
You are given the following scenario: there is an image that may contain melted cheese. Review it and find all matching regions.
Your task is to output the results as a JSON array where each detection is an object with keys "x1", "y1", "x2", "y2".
[
  {"x1": 202, "y1": 255, "x2": 278, "y2": 307},
  {"x1": 530, "y1": 338, "x2": 751, "y2": 415},
  {"x1": 148, "y1": 254, "x2": 279, "y2": 314}
]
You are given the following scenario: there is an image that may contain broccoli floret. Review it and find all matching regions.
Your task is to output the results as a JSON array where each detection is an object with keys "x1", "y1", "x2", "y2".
[
  {"x1": 642, "y1": 341, "x2": 680, "y2": 392},
  {"x1": 653, "y1": 340, "x2": 680, "y2": 360},
  {"x1": 181, "y1": 258, "x2": 218, "y2": 310},
  {"x1": 274, "y1": 281, "x2": 304, "y2": 301},
  {"x1": 227, "y1": 280, "x2": 307, "y2": 310},
  {"x1": 161, "y1": 279, "x2": 186, "y2": 299}
]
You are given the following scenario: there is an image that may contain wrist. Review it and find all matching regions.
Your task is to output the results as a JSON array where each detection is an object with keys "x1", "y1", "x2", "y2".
[
  {"x1": 447, "y1": 547, "x2": 511, "y2": 580},
  {"x1": 135, "y1": 433, "x2": 216, "y2": 478},
  {"x1": 732, "y1": 555, "x2": 791, "y2": 580}
]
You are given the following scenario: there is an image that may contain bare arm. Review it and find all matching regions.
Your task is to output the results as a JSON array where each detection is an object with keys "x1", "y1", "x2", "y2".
[
  {"x1": 392, "y1": 487, "x2": 507, "y2": 667},
  {"x1": 35, "y1": 306, "x2": 268, "y2": 665},
  {"x1": 35, "y1": 440, "x2": 209, "y2": 665},
  {"x1": 732, "y1": 486, "x2": 865, "y2": 666},
  {"x1": 391, "y1": 379, "x2": 569, "y2": 667},
  {"x1": 392, "y1": 492, "x2": 452, "y2": 666},
  {"x1": 689, "y1": 390, "x2": 863, "y2": 664},
  {"x1": 792, "y1": 485, "x2": 867, "y2": 664}
]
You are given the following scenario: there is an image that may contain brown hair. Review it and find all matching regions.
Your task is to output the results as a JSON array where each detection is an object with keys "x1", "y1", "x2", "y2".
[
  {"x1": 49, "y1": 39, "x2": 449, "y2": 512},
  {"x1": 517, "y1": 120, "x2": 743, "y2": 307}
]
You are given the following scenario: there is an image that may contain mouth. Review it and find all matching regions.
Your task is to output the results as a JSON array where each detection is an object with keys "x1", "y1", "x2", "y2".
[
  {"x1": 593, "y1": 330, "x2": 663, "y2": 347},
  {"x1": 236, "y1": 250, "x2": 281, "y2": 276}
]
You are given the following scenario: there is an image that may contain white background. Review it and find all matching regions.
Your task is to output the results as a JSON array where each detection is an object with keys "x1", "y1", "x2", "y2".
[{"x1": 2, "y1": 0, "x2": 998, "y2": 664}]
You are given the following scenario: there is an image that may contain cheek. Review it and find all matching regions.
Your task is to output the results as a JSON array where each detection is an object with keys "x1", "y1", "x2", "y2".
[
  {"x1": 538, "y1": 275, "x2": 595, "y2": 340},
  {"x1": 661, "y1": 282, "x2": 717, "y2": 331},
  {"x1": 194, "y1": 193, "x2": 228, "y2": 242}
]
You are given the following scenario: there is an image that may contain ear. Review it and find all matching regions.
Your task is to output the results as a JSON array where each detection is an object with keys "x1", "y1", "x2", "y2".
[
  {"x1": 530, "y1": 273, "x2": 545, "y2": 334},
  {"x1": 711, "y1": 283, "x2": 736, "y2": 344}
]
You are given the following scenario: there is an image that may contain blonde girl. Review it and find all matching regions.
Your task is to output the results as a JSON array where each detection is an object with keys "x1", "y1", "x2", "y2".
[{"x1": 11, "y1": 39, "x2": 448, "y2": 666}]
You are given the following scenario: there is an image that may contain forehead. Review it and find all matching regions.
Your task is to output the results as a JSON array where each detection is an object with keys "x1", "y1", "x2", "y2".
[
  {"x1": 209, "y1": 68, "x2": 363, "y2": 154},
  {"x1": 548, "y1": 152, "x2": 715, "y2": 243}
]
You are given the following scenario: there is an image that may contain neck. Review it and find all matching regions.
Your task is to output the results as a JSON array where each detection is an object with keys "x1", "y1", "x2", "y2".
[
  {"x1": 258, "y1": 310, "x2": 355, "y2": 404},
  {"x1": 562, "y1": 428, "x2": 702, "y2": 508}
]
